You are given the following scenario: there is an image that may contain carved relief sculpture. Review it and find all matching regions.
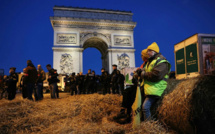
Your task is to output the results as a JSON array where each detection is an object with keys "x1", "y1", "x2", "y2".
[
  {"x1": 60, "y1": 54, "x2": 73, "y2": 74},
  {"x1": 57, "y1": 33, "x2": 77, "y2": 44},
  {"x1": 117, "y1": 53, "x2": 130, "y2": 70},
  {"x1": 114, "y1": 35, "x2": 131, "y2": 46}
]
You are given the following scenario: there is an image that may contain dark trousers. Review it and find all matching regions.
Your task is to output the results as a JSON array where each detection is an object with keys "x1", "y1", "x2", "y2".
[
  {"x1": 119, "y1": 83, "x2": 125, "y2": 95},
  {"x1": 71, "y1": 85, "x2": 77, "y2": 95},
  {"x1": 27, "y1": 83, "x2": 35, "y2": 100},
  {"x1": 22, "y1": 85, "x2": 28, "y2": 99},
  {"x1": 122, "y1": 85, "x2": 137, "y2": 115},
  {"x1": 78, "y1": 85, "x2": 83, "y2": 94},
  {"x1": 36, "y1": 83, "x2": 43, "y2": 100},
  {"x1": 65, "y1": 86, "x2": 70, "y2": 92},
  {"x1": 87, "y1": 82, "x2": 94, "y2": 94},
  {"x1": 94, "y1": 82, "x2": 97, "y2": 93},
  {"x1": 7, "y1": 86, "x2": 16, "y2": 100},
  {"x1": 56, "y1": 86, "x2": 59, "y2": 98},
  {"x1": 50, "y1": 83, "x2": 58, "y2": 98},
  {"x1": 82, "y1": 84, "x2": 86, "y2": 94},
  {"x1": 102, "y1": 83, "x2": 110, "y2": 95},
  {"x1": 112, "y1": 83, "x2": 119, "y2": 94}
]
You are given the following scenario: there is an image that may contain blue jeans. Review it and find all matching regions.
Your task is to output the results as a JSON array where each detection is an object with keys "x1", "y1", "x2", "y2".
[
  {"x1": 50, "y1": 83, "x2": 57, "y2": 98},
  {"x1": 142, "y1": 97, "x2": 158, "y2": 120}
]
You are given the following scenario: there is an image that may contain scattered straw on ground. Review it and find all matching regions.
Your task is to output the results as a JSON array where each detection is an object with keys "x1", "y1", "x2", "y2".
[{"x1": 0, "y1": 93, "x2": 175, "y2": 134}]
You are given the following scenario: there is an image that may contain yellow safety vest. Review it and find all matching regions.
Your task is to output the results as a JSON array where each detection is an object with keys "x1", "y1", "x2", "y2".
[{"x1": 144, "y1": 57, "x2": 171, "y2": 96}]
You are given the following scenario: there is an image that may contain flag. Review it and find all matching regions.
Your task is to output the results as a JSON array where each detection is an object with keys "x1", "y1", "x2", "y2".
[{"x1": 132, "y1": 85, "x2": 142, "y2": 129}]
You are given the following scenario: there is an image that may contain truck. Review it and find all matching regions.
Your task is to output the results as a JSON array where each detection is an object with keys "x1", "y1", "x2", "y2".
[{"x1": 174, "y1": 33, "x2": 215, "y2": 79}]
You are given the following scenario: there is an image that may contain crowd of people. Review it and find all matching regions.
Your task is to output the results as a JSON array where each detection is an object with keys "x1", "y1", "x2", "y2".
[
  {"x1": 0, "y1": 61, "x2": 49, "y2": 100},
  {"x1": 0, "y1": 42, "x2": 171, "y2": 123},
  {"x1": 0, "y1": 60, "x2": 125, "y2": 101},
  {"x1": 63, "y1": 66, "x2": 125, "y2": 95}
]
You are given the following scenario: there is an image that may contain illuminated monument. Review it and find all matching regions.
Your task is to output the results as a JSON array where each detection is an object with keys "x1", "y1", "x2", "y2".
[{"x1": 50, "y1": 6, "x2": 136, "y2": 74}]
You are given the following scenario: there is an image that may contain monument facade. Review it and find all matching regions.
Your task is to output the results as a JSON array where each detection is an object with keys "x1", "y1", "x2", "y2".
[{"x1": 50, "y1": 6, "x2": 136, "y2": 74}]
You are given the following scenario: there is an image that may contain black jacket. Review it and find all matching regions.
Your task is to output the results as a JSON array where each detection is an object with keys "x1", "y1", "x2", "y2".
[
  {"x1": 48, "y1": 69, "x2": 59, "y2": 84},
  {"x1": 85, "y1": 73, "x2": 95, "y2": 83},
  {"x1": 111, "y1": 69, "x2": 118, "y2": 83},
  {"x1": 76, "y1": 75, "x2": 84, "y2": 86},
  {"x1": 117, "y1": 74, "x2": 125, "y2": 84},
  {"x1": 7, "y1": 73, "x2": 18, "y2": 88}
]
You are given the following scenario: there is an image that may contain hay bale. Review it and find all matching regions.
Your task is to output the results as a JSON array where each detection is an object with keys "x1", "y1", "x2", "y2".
[
  {"x1": 151, "y1": 79, "x2": 183, "y2": 117},
  {"x1": 190, "y1": 75, "x2": 215, "y2": 134},
  {"x1": 157, "y1": 78, "x2": 198, "y2": 133},
  {"x1": 157, "y1": 76, "x2": 215, "y2": 134}
]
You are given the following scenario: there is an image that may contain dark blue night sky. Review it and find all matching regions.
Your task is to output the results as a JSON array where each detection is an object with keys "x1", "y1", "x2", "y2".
[{"x1": 1, "y1": 0, "x2": 215, "y2": 75}]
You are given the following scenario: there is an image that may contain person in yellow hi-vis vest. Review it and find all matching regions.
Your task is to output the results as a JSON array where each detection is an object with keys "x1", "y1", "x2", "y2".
[
  {"x1": 138, "y1": 42, "x2": 171, "y2": 121},
  {"x1": 113, "y1": 49, "x2": 149, "y2": 124}
]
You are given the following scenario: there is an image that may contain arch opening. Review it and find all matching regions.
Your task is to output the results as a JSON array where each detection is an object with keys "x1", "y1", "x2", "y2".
[
  {"x1": 83, "y1": 37, "x2": 109, "y2": 74},
  {"x1": 83, "y1": 48, "x2": 102, "y2": 75},
  {"x1": 83, "y1": 37, "x2": 108, "y2": 56}
]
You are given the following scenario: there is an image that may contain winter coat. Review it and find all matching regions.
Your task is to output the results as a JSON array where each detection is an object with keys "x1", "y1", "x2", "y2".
[
  {"x1": 142, "y1": 53, "x2": 171, "y2": 97},
  {"x1": 37, "y1": 69, "x2": 46, "y2": 83},
  {"x1": 48, "y1": 69, "x2": 59, "y2": 84},
  {"x1": 26, "y1": 63, "x2": 38, "y2": 84},
  {"x1": 111, "y1": 69, "x2": 118, "y2": 83}
]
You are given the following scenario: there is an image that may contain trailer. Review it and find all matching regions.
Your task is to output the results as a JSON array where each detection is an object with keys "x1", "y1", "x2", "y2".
[{"x1": 174, "y1": 33, "x2": 215, "y2": 79}]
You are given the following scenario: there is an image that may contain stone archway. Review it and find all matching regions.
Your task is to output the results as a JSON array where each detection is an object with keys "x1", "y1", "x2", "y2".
[{"x1": 50, "y1": 6, "x2": 136, "y2": 74}]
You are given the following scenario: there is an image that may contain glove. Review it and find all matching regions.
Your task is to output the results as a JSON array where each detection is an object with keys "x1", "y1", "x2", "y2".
[{"x1": 141, "y1": 70, "x2": 146, "y2": 76}]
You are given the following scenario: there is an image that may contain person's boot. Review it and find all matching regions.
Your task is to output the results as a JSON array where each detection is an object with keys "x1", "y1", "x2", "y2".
[
  {"x1": 113, "y1": 108, "x2": 127, "y2": 120},
  {"x1": 140, "y1": 111, "x2": 144, "y2": 121},
  {"x1": 126, "y1": 114, "x2": 131, "y2": 123},
  {"x1": 116, "y1": 114, "x2": 131, "y2": 124}
]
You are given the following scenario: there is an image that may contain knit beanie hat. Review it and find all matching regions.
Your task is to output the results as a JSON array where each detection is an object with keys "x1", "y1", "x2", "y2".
[
  {"x1": 147, "y1": 42, "x2": 159, "y2": 53},
  {"x1": 141, "y1": 49, "x2": 149, "y2": 58}
]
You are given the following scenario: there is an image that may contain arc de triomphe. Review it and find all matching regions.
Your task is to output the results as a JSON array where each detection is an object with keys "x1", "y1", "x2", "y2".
[{"x1": 50, "y1": 6, "x2": 136, "y2": 74}]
